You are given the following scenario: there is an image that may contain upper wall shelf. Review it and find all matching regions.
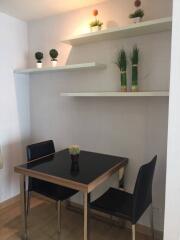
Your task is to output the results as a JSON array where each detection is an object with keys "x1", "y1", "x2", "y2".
[
  {"x1": 60, "y1": 91, "x2": 169, "y2": 97},
  {"x1": 62, "y1": 17, "x2": 172, "y2": 46},
  {"x1": 14, "y1": 62, "x2": 106, "y2": 74}
]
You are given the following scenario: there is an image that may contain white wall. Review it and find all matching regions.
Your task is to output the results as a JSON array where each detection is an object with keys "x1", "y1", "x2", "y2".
[
  {"x1": 164, "y1": 1, "x2": 180, "y2": 239},
  {"x1": 28, "y1": 0, "x2": 172, "y2": 231},
  {"x1": 0, "y1": 12, "x2": 30, "y2": 202}
]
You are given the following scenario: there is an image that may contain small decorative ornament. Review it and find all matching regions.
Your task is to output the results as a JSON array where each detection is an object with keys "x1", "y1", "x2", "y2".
[
  {"x1": 134, "y1": 0, "x2": 141, "y2": 7},
  {"x1": 131, "y1": 46, "x2": 139, "y2": 92},
  {"x1": 93, "y1": 9, "x2": 98, "y2": 17},
  {"x1": 35, "y1": 52, "x2": 43, "y2": 68},
  {"x1": 49, "y1": 49, "x2": 58, "y2": 67},
  {"x1": 89, "y1": 9, "x2": 103, "y2": 32},
  {"x1": 115, "y1": 49, "x2": 127, "y2": 92}
]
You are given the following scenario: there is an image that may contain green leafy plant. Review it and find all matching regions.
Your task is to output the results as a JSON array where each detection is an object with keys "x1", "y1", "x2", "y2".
[
  {"x1": 49, "y1": 49, "x2": 58, "y2": 61},
  {"x1": 131, "y1": 46, "x2": 139, "y2": 65},
  {"x1": 129, "y1": 9, "x2": 144, "y2": 19},
  {"x1": 68, "y1": 145, "x2": 80, "y2": 156},
  {"x1": 35, "y1": 52, "x2": 43, "y2": 63},
  {"x1": 115, "y1": 49, "x2": 127, "y2": 91},
  {"x1": 131, "y1": 46, "x2": 139, "y2": 91},
  {"x1": 116, "y1": 49, "x2": 127, "y2": 72},
  {"x1": 90, "y1": 19, "x2": 103, "y2": 28}
]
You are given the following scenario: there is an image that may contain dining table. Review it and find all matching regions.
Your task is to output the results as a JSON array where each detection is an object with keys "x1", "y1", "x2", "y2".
[{"x1": 14, "y1": 149, "x2": 128, "y2": 240}]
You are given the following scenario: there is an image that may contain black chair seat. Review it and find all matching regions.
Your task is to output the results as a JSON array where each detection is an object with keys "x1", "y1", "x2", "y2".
[
  {"x1": 30, "y1": 178, "x2": 77, "y2": 201},
  {"x1": 90, "y1": 187, "x2": 133, "y2": 221},
  {"x1": 90, "y1": 156, "x2": 157, "y2": 240}
]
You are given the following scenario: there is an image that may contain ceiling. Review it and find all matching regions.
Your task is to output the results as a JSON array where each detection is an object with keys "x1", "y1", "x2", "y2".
[{"x1": 0, "y1": 0, "x2": 108, "y2": 21}]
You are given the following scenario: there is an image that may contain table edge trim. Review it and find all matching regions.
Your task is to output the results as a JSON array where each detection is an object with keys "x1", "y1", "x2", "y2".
[{"x1": 14, "y1": 166, "x2": 88, "y2": 192}]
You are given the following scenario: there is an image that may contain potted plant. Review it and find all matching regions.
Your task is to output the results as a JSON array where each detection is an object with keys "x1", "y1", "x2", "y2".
[
  {"x1": 35, "y1": 52, "x2": 43, "y2": 68},
  {"x1": 68, "y1": 145, "x2": 80, "y2": 162},
  {"x1": 68, "y1": 145, "x2": 80, "y2": 175},
  {"x1": 129, "y1": 9, "x2": 144, "y2": 23},
  {"x1": 90, "y1": 9, "x2": 103, "y2": 32},
  {"x1": 115, "y1": 49, "x2": 127, "y2": 92},
  {"x1": 131, "y1": 46, "x2": 139, "y2": 92},
  {"x1": 49, "y1": 49, "x2": 59, "y2": 67}
]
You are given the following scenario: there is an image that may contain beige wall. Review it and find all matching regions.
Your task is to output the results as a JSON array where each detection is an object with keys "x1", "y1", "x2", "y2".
[
  {"x1": 0, "y1": 12, "x2": 30, "y2": 202},
  {"x1": 28, "y1": 0, "x2": 172, "y2": 231}
]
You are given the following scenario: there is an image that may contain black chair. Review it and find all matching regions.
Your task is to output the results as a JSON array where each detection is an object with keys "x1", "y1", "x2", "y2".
[
  {"x1": 26, "y1": 140, "x2": 78, "y2": 233},
  {"x1": 90, "y1": 156, "x2": 157, "y2": 240}
]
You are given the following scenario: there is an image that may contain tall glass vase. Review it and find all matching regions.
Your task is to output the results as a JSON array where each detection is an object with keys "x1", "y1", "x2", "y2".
[
  {"x1": 120, "y1": 71, "x2": 127, "y2": 92},
  {"x1": 131, "y1": 65, "x2": 138, "y2": 92}
]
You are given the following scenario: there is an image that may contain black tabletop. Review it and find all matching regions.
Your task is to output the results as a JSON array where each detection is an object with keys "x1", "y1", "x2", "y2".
[{"x1": 17, "y1": 149, "x2": 128, "y2": 185}]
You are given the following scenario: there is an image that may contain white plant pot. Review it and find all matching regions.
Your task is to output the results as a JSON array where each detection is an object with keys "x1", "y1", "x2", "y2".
[
  {"x1": 133, "y1": 17, "x2": 142, "y2": 24},
  {"x1": 90, "y1": 26, "x2": 102, "y2": 33},
  {"x1": 51, "y1": 60, "x2": 57, "y2": 67},
  {"x1": 36, "y1": 62, "x2": 42, "y2": 68}
]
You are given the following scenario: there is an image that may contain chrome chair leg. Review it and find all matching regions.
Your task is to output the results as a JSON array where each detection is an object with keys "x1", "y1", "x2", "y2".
[
  {"x1": 26, "y1": 191, "x2": 31, "y2": 215},
  {"x1": 151, "y1": 204, "x2": 155, "y2": 240},
  {"x1": 83, "y1": 192, "x2": 89, "y2": 240},
  {"x1": 57, "y1": 201, "x2": 62, "y2": 234},
  {"x1": 132, "y1": 224, "x2": 136, "y2": 240},
  {"x1": 20, "y1": 175, "x2": 28, "y2": 240}
]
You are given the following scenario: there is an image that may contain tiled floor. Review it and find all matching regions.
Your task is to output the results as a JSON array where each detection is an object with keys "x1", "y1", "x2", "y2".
[{"x1": 0, "y1": 196, "x2": 151, "y2": 240}]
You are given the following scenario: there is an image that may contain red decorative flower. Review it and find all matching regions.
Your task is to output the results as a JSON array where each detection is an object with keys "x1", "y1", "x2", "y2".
[
  {"x1": 93, "y1": 9, "x2": 99, "y2": 17},
  {"x1": 134, "y1": 0, "x2": 141, "y2": 7}
]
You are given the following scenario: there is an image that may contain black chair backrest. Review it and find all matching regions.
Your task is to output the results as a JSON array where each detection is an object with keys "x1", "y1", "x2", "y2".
[
  {"x1": 26, "y1": 140, "x2": 55, "y2": 161},
  {"x1": 132, "y1": 156, "x2": 157, "y2": 224}
]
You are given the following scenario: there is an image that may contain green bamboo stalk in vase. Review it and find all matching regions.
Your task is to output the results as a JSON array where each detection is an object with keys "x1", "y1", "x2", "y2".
[
  {"x1": 120, "y1": 71, "x2": 127, "y2": 92},
  {"x1": 132, "y1": 65, "x2": 138, "y2": 91},
  {"x1": 131, "y1": 46, "x2": 139, "y2": 92},
  {"x1": 115, "y1": 49, "x2": 127, "y2": 92}
]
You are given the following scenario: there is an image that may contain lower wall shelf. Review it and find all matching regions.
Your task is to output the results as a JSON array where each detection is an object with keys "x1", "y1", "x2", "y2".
[{"x1": 60, "y1": 91, "x2": 169, "y2": 97}]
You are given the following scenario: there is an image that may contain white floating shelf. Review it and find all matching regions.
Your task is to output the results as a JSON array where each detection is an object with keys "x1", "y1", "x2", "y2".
[
  {"x1": 14, "y1": 62, "x2": 106, "y2": 74},
  {"x1": 62, "y1": 17, "x2": 172, "y2": 46},
  {"x1": 60, "y1": 91, "x2": 169, "y2": 97}
]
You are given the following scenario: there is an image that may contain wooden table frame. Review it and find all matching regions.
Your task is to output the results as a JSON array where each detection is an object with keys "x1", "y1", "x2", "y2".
[{"x1": 15, "y1": 157, "x2": 128, "y2": 240}]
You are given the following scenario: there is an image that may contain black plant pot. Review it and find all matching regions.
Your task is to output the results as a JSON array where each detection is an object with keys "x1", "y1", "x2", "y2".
[
  {"x1": 71, "y1": 154, "x2": 79, "y2": 162},
  {"x1": 70, "y1": 155, "x2": 79, "y2": 176}
]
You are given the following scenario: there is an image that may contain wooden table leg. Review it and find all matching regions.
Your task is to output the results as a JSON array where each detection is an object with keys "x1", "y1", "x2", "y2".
[
  {"x1": 20, "y1": 175, "x2": 28, "y2": 240},
  {"x1": 84, "y1": 192, "x2": 89, "y2": 240}
]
